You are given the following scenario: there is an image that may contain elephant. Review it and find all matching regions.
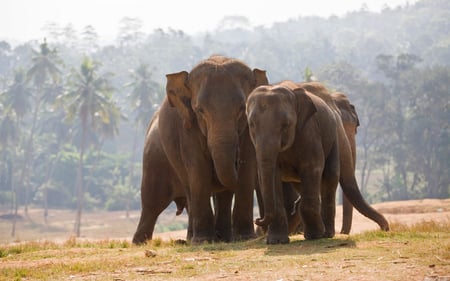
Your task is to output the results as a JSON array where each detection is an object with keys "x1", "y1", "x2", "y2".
[
  {"x1": 132, "y1": 55, "x2": 268, "y2": 244},
  {"x1": 295, "y1": 84, "x2": 361, "y2": 235},
  {"x1": 256, "y1": 87, "x2": 361, "y2": 236},
  {"x1": 246, "y1": 80, "x2": 389, "y2": 244}
]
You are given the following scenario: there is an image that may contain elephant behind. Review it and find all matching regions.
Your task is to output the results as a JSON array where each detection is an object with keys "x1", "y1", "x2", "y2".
[
  {"x1": 132, "y1": 56, "x2": 268, "y2": 244},
  {"x1": 295, "y1": 83, "x2": 361, "y2": 235}
]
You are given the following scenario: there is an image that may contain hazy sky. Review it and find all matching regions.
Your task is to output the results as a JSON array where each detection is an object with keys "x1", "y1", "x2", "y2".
[{"x1": 2, "y1": 0, "x2": 417, "y2": 43}]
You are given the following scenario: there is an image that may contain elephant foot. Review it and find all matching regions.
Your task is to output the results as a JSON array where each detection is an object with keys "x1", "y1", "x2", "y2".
[
  {"x1": 233, "y1": 231, "x2": 257, "y2": 242},
  {"x1": 191, "y1": 234, "x2": 215, "y2": 245},
  {"x1": 266, "y1": 233, "x2": 290, "y2": 244},
  {"x1": 132, "y1": 233, "x2": 151, "y2": 245},
  {"x1": 340, "y1": 228, "x2": 351, "y2": 235},
  {"x1": 216, "y1": 230, "x2": 232, "y2": 242},
  {"x1": 303, "y1": 228, "x2": 325, "y2": 240},
  {"x1": 323, "y1": 229, "x2": 335, "y2": 238}
]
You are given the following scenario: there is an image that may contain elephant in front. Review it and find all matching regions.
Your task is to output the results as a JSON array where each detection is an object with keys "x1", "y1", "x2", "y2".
[
  {"x1": 246, "y1": 81, "x2": 389, "y2": 244},
  {"x1": 132, "y1": 56, "x2": 268, "y2": 244},
  {"x1": 256, "y1": 86, "x2": 361, "y2": 236}
]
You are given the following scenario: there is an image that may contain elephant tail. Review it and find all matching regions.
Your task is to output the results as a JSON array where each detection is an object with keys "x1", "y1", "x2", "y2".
[{"x1": 341, "y1": 176, "x2": 390, "y2": 231}]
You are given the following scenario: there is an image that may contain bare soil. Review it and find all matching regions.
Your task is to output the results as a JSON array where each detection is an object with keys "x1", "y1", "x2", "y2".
[{"x1": 1, "y1": 199, "x2": 449, "y2": 243}]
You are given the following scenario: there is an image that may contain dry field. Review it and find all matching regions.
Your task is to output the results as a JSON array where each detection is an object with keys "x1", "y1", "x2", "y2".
[{"x1": 0, "y1": 199, "x2": 449, "y2": 281}]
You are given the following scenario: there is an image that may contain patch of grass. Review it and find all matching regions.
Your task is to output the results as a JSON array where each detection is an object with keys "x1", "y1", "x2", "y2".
[
  {"x1": 0, "y1": 240, "x2": 59, "y2": 257},
  {"x1": 353, "y1": 219, "x2": 450, "y2": 242},
  {"x1": 391, "y1": 218, "x2": 450, "y2": 232},
  {"x1": 1, "y1": 224, "x2": 450, "y2": 281}
]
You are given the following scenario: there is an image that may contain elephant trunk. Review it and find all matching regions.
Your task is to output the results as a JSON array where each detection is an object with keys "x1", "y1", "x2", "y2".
[
  {"x1": 210, "y1": 134, "x2": 239, "y2": 189},
  {"x1": 254, "y1": 151, "x2": 278, "y2": 228}
]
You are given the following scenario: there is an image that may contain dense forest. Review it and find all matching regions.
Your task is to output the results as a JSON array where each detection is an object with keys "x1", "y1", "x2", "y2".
[{"x1": 0, "y1": 0, "x2": 449, "y2": 233}]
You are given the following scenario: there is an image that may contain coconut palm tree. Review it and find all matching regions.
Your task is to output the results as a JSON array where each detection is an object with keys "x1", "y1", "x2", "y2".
[
  {"x1": 65, "y1": 56, "x2": 120, "y2": 237},
  {"x1": 1, "y1": 68, "x2": 31, "y2": 236},
  {"x1": 21, "y1": 39, "x2": 62, "y2": 215},
  {"x1": 124, "y1": 63, "x2": 160, "y2": 217}
]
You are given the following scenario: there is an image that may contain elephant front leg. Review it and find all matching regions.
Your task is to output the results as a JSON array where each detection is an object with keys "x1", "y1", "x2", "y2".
[
  {"x1": 266, "y1": 179, "x2": 290, "y2": 244},
  {"x1": 214, "y1": 190, "x2": 233, "y2": 242},
  {"x1": 189, "y1": 184, "x2": 215, "y2": 244},
  {"x1": 298, "y1": 177, "x2": 325, "y2": 240},
  {"x1": 232, "y1": 154, "x2": 257, "y2": 241}
]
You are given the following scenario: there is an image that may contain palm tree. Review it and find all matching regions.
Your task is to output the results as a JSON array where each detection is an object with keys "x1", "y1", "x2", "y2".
[
  {"x1": 126, "y1": 63, "x2": 160, "y2": 129},
  {"x1": 65, "y1": 56, "x2": 120, "y2": 237},
  {"x1": 124, "y1": 63, "x2": 160, "y2": 217},
  {"x1": 21, "y1": 39, "x2": 62, "y2": 215},
  {"x1": 1, "y1": 68, "x2": 31, "y2": 236},
  {"x1": 37, "y1": 105, "x2": 71, "y2": 223}
]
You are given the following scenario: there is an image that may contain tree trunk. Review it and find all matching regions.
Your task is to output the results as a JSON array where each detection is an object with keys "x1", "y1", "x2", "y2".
[
  {"x1": 74, "y1": 124, "x2": 86, "y2": 237},
  {"x1": 18, "y1": 99, "x2": 41, "y2": 217}
]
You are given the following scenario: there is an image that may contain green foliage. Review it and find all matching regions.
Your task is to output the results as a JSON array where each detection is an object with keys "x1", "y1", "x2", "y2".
[{"x1": 0, "y1": 0, "x2": 449, "y2": 220}]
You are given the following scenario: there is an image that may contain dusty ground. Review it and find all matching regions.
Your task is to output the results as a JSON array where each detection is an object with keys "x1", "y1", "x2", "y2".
[
  {"x1": 152, "y1": 198, "x2": 450, "y2": 241},
  {"x1": 0, "y1": 198, "x2": 449, "y2": 243}
]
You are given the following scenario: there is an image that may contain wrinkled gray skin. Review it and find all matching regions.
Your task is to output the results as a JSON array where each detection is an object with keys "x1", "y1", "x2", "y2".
[
  {"x1": 132, "y1": 56, "x2": 268, "y2": 244},
  {"x1": 247, "y1": 81, "x2": 389, "y2": 244}
]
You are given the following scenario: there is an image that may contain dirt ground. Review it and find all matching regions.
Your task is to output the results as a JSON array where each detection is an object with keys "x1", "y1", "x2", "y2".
[
  {"x1": 152, "y1": 198, "x2": 450, "y2": 241},
  {"x1": 1, "y1": 198, "x2": 449, "y2": 243}
]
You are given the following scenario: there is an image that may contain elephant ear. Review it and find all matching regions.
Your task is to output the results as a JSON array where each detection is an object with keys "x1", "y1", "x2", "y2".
[
  {"x1": 292, "y1": 87, "x2": 317, "y2": 129},
  {"x1": 253, "y1": 68, "x2": 269, "y2": 87},
  {"x1": 166, "y1": 71, "x2": 195, "y2": 129}
]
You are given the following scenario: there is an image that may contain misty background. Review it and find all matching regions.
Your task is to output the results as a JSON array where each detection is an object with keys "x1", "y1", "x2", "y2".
[{"x1": 0, "y1": 0, "x2": 449, "y2": 236}]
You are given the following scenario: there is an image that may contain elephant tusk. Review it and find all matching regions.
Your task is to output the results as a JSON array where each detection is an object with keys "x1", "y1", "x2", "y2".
[{"x1": 291, "y1": 195, "x2": 301, "y2": 216}]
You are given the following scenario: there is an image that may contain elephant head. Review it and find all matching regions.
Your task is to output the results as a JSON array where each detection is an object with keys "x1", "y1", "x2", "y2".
[
  {"x1": 166, "y1": 56, "x2": 268, "y2": 188},
  {"x1": 246, "y1": 85, "x2": 316, "y2": 227}
]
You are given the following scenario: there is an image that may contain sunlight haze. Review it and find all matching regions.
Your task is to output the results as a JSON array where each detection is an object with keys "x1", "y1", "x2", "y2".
[{"x1": 3, "y1": 0, "x2": 417, "y2": 43}]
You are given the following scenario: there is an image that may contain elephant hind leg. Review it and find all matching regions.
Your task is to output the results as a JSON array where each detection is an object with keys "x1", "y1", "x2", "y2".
[
  {"x1": 132, "y1": 210, "x2": 159, "y2": 244},
  {"x1": 340, "y1": 193, "x2": 353, "y2": 234},
  {"x1": 320, "y1": 175, "x2": 338, "y2": 238},
  {"x1": 321, "y1": 142, "x2": 339, "y2": 238}
]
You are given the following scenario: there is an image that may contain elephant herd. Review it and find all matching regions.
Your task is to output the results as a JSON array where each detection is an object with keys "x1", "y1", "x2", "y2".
[{"x1": 132, "y1": 55, "x2": 389, "y2": 245}]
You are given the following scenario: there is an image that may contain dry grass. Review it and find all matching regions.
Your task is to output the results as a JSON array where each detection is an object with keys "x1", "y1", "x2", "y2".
[
  {"x1": 1, "y1": 220, "x2": 449, "y2": 281},
  {"x1": 1, "y1": 200, "x2": 450, "y2": 280}
]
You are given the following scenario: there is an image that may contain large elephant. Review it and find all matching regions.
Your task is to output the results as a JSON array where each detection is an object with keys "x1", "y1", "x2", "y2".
[
  {"x1": 246, "y1": 81, "x2": 389, "y2": 244},
  {"x1": 132, "y1": 56, "x2": 268, "y2": 244}
]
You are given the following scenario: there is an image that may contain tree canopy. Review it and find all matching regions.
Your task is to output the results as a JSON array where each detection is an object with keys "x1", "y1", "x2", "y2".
[{"x1": 0, "y1": 0, "x2": 449, "y2": 234}]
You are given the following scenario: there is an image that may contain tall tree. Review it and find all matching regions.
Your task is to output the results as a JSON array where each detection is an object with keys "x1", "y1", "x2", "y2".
[
  {"x1": 375, "y1": 53, "x2": 422, "y2": 200},
  {"x1": 1, "y1": 68, "x2": 30, "y2": 236},
  {"x1": 407, "y1": 66, "x2": 450, "y2": 198},
  {"x1": 117, "y1": 17, "x2": 144, "y2": 47},
  {"x1": 22, "y1": 39, "x2": 62, "y2": 215},
  {"x1": 123, "y1": 63, "x2": 160, "y2": 217},
  {"x1": 65, "y1": 57, "x2": 120, "y2": 237}
]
